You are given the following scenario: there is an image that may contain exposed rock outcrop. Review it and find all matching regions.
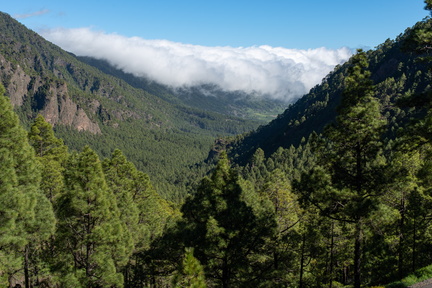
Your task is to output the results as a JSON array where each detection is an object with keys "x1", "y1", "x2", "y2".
[
  {"x1": 41, "y1": 83, "x2": 101, "y2": 134},
  {"x1": 0, "y1": 55, "x2": 31, "y2": 106},
  {"x1": 0, "y1": 54, "x2": 101, "y2": 134}
]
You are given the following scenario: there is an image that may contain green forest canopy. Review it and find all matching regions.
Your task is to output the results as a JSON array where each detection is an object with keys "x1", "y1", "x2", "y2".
[{"x1": 1, "y1": 2, "x2": 432, "y2": 287}]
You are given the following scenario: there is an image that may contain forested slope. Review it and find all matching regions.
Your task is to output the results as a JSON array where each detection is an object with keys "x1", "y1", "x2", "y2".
[
  {"x1": 78, "y1": 56, "x2": 286, "y2": 122},
  {"x1": 227, "y1": 21, "x2": 432, "y2": 165},
  {"x1": 1, "y1": 3, "x2": 432, "y2": 288},
  {"x1": 0, "y1": 11, "x2": 262, "y2": 200},
  {"x1": 0, "y1": 91, "x2": 174, "y2": 287}
]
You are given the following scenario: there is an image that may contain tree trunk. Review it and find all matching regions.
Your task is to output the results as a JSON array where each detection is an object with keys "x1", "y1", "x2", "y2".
[
  {"x1": 221, "y1": 253, "x2": 230, "y2": 288},
  {"x1": 24, "y1": 244, "x2": 30, "y2": 288},
  {"x1": 412, "y1": 217, "x2": 417, "y2": 272},
  {"x1": 329, "y1": 221, "x2": 334, "y2": 288},
  {"x1": 353, "y1": 142, "x2": 363, "y2": 288},
  {"x1": 354, "y1": 220, "x2": 362, "y2": 288},
  {"x1": 299, "y1": 234, "x2": 306, "y2": 288},
  {"x1": 123, "y1": 262, "x2": 130, "y2": 288},
  {"x1": 86, "y1": 198, "x2": 92, "y2": 278},
  {"x1": 398, "y1": 198, "x2": 406, "y2": 279}
]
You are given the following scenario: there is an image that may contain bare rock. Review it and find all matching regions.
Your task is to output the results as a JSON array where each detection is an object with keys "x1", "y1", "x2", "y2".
[
  {"x1": 0, "y1": 55, "x2": 101, "y2": 134},
  {"x1": 0, "y1": 55, "x2": 31, "y2": 106}
]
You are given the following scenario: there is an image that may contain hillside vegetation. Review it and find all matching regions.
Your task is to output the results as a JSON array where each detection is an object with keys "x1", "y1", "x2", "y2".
[
  {"x1": 78, "y1": 56, "x2": 286, "y2": 122},
  {"x1": 0, "y1": 11, "x2": 268, "y2": 200},
  {"x1": 226, "y1": 23, "x2": 432, "y2": 165},
  {"x1": 1, "y1": 2, "x2": 432, "y2": 288}
]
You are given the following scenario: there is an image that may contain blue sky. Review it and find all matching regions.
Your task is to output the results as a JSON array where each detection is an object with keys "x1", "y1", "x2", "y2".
[
  {"x1": 4, "y1": 0, "x2": 428, "y2": 49},
  {"x1": 2, "y1": 1, "x2": 429, "y2": 102}
]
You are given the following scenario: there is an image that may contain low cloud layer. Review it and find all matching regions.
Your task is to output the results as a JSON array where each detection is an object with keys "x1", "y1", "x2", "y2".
[{"x1": 41, "y1": 27, "x2": 352, "y2": 102}]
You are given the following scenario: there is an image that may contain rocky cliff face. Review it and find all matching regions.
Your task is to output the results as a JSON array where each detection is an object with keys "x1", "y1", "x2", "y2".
[
  {"x1": 41, "y1": 82, "x2": 101, "y2": 134},
  {"x1": 0, "y1": 54, "x2": 101, "y2": 134},
  {"x1": 0, "y1": 55, "x2": 30, "y2": 106}
]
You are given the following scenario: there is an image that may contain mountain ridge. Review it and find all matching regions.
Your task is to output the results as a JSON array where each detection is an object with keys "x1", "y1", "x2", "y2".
[
  {"x1": 77, "y1": 55, "x2": 287, "y2": 122},
  {"x1": 226, "y1": 24, "x2": 432, "y2": 165},
  {"x1": 0, "y1": 11, "x2": 267, "y2": 199},
  {"x1": 2, "y1": 10, "x2": 430, "y2": 201}
]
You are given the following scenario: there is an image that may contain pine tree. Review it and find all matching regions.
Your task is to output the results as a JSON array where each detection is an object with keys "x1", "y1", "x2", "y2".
[
  {"x1": 404, "y1": 144, "x2": 432, "y2": 272},
  {"x1": 295, "y1": 50, "x2": 387, "y2": 288},
  {"x1": 0, "y1": 84, "x2": 55, "y2": 286},
  {"x1": 25, "y1": 114, "x2": 69, "y2": 286},
  {"x1": 103, "y1": 149, "x2": 138, "y2": 245},
  {"x1": 181, "y1": 152, "x2": 276, "y2": 288},
  {"x1": 172, "y1": 248, "x2": 207, "y2": 288},
  {"x1": 260, "y1": 168, "x2": 302, "y2": 285},
  {"x1": 371, "y1": 148, "x2": 424, "y2": 282},
  {"x1": 131, "y1": 169, "x2": 172, "y2": 246},
  {"x1": 102, "y1": 149, "x2": 175, "y2": 287},
  {"x1": 28, "y1": 114, "x2": 68, "y2": 203},
  {"x1": 103, "y1": 149, "x2": 171, "y2": 250},
  {"x1": 402, "y1": 1, "x2": 432, "y2": 62},
  {"x1": 394, "y1": 0, "x2": 432, "y2": 276},
  {"x1": 57, "y1": 146, "x2": 131, "y2": 287},
  {"x1": 425, "y1": 0, "x2": 432, "y2": 12},
  {"x1": 28, "y1": 114, "x2": 67, "y2": 160}
]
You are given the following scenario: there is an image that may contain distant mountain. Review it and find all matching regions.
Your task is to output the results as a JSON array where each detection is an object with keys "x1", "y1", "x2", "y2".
[
  {"x1": 0, "y1": 11, "x2": 269, "y2": 199},
  {"x1": 227, "y1": 23, "x2": 432, "y2": 165},
  {"x1": 78, "y1": 56, "x2": 287, "y2": 122},
  {"x1": 4, "y1": 9, "x2": 429, "y2": 202}
]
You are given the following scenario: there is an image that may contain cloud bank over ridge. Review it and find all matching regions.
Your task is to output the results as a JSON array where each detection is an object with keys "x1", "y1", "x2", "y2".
[{"x1": 41, "y1": 27, "x2": 352, "y2": 102}]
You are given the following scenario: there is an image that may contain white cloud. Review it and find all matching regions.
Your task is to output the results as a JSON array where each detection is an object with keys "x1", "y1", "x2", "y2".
[
  {"x1": 41, "y1": 27, "x2": 352, "y2": 102},
  {"x1": 14, "y1": 9, "x2": 50, "y2": 19}
]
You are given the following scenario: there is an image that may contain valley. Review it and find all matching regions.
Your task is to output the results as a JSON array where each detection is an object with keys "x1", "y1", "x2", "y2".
[{"x1": 1, "y1": 2, "x2": 432, "y2": 287}]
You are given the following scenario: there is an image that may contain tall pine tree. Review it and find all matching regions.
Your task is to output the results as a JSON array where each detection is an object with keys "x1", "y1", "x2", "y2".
[
  {"x1": 57, "y1": 146, "x2": 131, "y2": 287},
  {"x1": 181, "y1": 152, "x2": 276, "y2": 288},
  {"x1": 295, "y1": 50, "x2": 387, "y2": 288},
  {"x1": 26, "y1": 114, "x2": 69, "y2": 287},
  {"x1": 28, "y1": 114, "x2": 68, "y2": 204},
  {"x1": 0, "y1": 84, "x2": 55, "y2": 287}
]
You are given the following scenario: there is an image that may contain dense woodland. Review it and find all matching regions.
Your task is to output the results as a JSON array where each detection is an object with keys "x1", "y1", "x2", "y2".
[
  {"x1": 0, "y1": 10, "x2": 276, "y2": 202},
  {"x1": 1, "y1": 1, "x2": 432, "y2": 288}
]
